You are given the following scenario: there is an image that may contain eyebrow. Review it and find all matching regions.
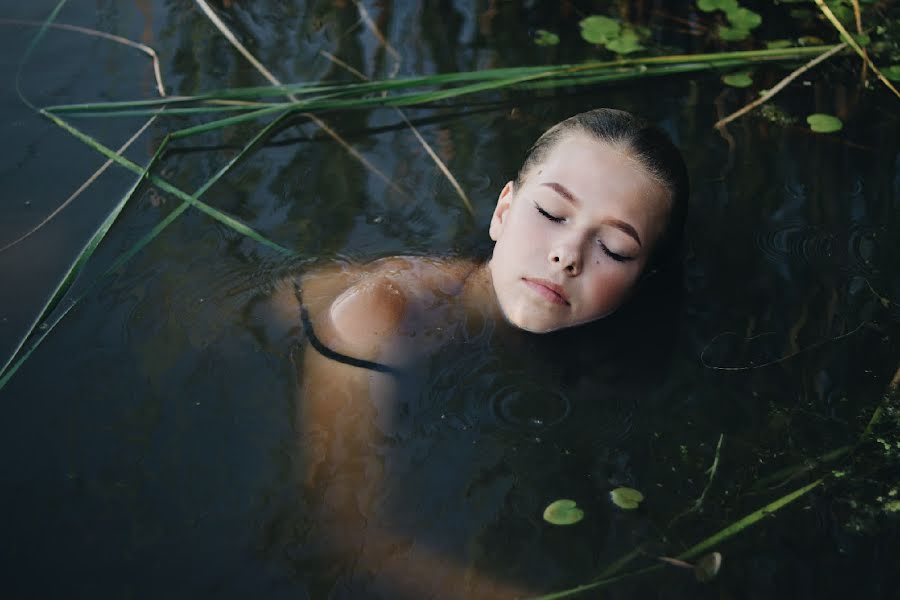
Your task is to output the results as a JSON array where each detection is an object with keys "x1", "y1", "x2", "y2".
[{"x1": 540, "y1": 181, "x2": 642, "y2": 247}]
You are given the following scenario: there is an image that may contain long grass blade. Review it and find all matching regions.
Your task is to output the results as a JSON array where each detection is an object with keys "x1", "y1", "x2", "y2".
[
  {"x1": 192, "y1": 0, "x2": 406, "y2": 199},
  {"x1": 321, "y1": 50, "x2": 473, "y2": 215},
  {"x1": 42, "y1": 45, "x2": 840, "y2": 117},
  {"x1": 1, "y1": 116, "x2": 158, "y2": 253},
  {"x1": 0, "y1": 111, "x2": 295, "y2": 390},
  {"x1": 41, "y1": 111, "x2": 293, "y2": 255},
  {"x1": 0, "y1": 19, "x2": 165, "y2": 96}
]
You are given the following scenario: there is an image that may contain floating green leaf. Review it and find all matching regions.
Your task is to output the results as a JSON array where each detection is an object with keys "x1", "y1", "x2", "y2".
[
  {"x1": 534, "y1": 30, "x2": 560, "y2": 47},
  {"x1": 806, "y1": 113, "x2": 843, "y2": 133},
  {"x1": 718, "y1": 25, "x2": 751, "y2": 42},
  {"x1": 884, "y1": 65, "x2": 900, "y2": 82},
  {"x1": 851, "y1": 33, "x2": 871, "y2": 46},
  {"x1": 543, "y1": 499, "x2": 584, "y2": 525},
  {"x1": 579, "y1": 15, "x2": 620, "y2": 45},
  {"x1": 697, "y1": 0, "x2": 739, "y2": 13},
  {"x1": 722, "y1": 71, "x2": 753, "y2": 87},
  {"x1": 610, "y1": 487, "x2": 644, "y2": 510},
  {"x1": 605, "y1": 29, "x2": 644, "y2": 55},
  {"x1": 824, "y1": 0, "x2": 854, "y2": 26},
  {"x1": 728, "y1": 7, "x2": 762, "y2": 31}
]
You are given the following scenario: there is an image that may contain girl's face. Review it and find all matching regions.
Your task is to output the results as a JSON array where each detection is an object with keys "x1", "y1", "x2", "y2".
[{"x1": 488, "y1": 132, "x2": 670, "y2": 333}]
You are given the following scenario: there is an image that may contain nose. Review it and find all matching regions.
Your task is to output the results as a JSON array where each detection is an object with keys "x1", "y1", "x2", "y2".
[{"x1": 548, "y1": 243, "x2": 581, "y2": 276}]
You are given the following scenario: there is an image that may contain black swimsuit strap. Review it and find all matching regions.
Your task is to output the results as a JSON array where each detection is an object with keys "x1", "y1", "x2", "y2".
[{"x1": 293, "y1": 281, "x2": 399, "y2": 375}]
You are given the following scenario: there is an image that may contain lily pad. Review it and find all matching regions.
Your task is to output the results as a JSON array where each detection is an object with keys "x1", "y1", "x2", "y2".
[
  {"x1": 579, "y1": 15, "x2": 620, "y2": 45},
  {"x1": 543, "y1": 499, "x2": 584, "y2": 525},
  {"x1": 610, "y1": 487, "x2": 644, "y2": 510},
  {"x1": 697, "y1": 0, "x2": 738, "y2": 13},
  {"x1": 806, "y1": 113, "x2": 843, "y2": 133},
  {"x1": 606, "y1": 29, "x2": 645, "y2": 55},
  {"x1": 882, "y1": 65, "x2": 900, "y2": 82},
  {"x1": 534, "y1": 30, "x2": 560, "y2": 47},
  {"x1": 722, "y1": 72, "x2": 753, "y2": 88},
  {"x1": 694, "y1": 552, "x2": 723, "y2": 582},
  {"x1": 728, "y1": 7, "x2": 762, "y2": 31},
  {"x1": 718, "y1": 25, "x2": 751, "y2": 42}
]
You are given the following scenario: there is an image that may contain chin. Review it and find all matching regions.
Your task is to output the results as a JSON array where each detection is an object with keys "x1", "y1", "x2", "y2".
[{"x1": 504, "y1": 312, "x2": 565, "y2": 334}]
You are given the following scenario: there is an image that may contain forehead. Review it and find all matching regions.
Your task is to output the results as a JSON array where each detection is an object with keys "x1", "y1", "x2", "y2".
[{"x1": 525, "y1": 132, "x2": 671, "y2": 241}]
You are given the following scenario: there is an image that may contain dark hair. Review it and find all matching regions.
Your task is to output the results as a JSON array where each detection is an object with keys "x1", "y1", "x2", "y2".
[{"x1": 515, "y1": 108, "x2": 689, "y2": 271}]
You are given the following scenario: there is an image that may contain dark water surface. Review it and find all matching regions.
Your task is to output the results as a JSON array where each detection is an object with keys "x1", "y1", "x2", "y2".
[{"x1": 1, "y1": 1, "x2": 898, "y2": 599}]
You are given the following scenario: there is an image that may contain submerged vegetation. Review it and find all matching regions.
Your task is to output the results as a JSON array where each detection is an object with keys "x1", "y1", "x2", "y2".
[{"x1": 1, "y1": 0, "x2": 898, "y2": 597}]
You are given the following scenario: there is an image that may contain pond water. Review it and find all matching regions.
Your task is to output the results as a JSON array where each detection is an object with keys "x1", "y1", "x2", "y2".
[{"x1": 1, "y1": 1, "x2": 898, "y2": 599}]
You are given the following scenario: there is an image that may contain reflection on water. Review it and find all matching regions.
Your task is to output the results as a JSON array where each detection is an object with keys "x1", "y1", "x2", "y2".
[{"x1": 0, "y1": 1, "x2": 898, "y2": 599}]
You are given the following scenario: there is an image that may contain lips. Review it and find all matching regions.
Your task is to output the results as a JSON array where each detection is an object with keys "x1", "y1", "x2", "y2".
[{"x1": 523, "y1": 278, "x2": 570, "y2": 305}]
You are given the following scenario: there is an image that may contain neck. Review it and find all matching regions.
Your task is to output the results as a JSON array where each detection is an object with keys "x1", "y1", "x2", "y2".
[{"x1": 459, "y1": 259, "x2": 506, "y2": 329}]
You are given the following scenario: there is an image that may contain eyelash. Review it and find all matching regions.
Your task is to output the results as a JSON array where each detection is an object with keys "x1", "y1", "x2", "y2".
[{"x1": 534, "y1": 203, "x2": 633, "y2": 263}]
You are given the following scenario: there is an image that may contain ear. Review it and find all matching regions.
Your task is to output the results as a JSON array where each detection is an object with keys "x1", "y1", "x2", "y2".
[{"x1": 489, "y1": 181, "x2": 515, "y2": 241}]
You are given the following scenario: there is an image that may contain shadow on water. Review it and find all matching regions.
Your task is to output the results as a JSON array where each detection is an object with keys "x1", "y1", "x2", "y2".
[{"x1": 0, "y1": 1, "x2": 898, "y2": 599}]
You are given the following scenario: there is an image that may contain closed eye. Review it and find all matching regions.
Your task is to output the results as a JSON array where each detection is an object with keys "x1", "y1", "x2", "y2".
[
  {"x1": 599, "y1": 241, "x2": 634, "y2": 263},
  {"x1": 535, "y1": 203, "x2": 564, "y2": 223}
]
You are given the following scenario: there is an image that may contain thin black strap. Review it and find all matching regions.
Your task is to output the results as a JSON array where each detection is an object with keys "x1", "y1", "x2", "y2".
[{"x1": 294, "y1": 281, "x2": 399, "y2": 375}]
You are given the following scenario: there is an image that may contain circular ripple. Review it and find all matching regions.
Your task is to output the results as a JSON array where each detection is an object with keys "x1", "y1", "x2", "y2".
[
  {"x1": 489, "y1": 380, "x2": 572, "y2": 431},
  {"x1": 756, "y1": 223, "x2": 884, "y2": 275}
]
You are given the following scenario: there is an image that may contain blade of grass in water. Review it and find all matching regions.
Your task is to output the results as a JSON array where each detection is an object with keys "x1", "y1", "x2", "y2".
[
  {"x1": 42, "y1": 45, "x2": 840, "y2": 117},
  {"x1": 41, "y1": 111, "x2": 292, "y2": 255},
  {"x1": 0, "y1": 111, "x2": 295, "y2": 390}
]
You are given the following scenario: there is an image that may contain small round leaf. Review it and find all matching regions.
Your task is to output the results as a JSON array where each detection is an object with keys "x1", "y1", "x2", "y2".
[
  {"x1": 727, "y1": 7, "x2": 762, "y2": 31},
  {"x1": 806, "y1": 113, "x2": 843, "y2": 133},
  {"x1": 606, "y1": 29, "x2": 644, "y2": 55},
  {"x1": 579, "y1": 15, "x2": 620, "y2": 45},
  {"x1": 883, "y1": 65, "x2": 900, "y2": 82},
  {"x1": 543, "y1": 499, "x2": 584, "y2": 525},
  {"x1": 610, "y1": 487, "x2": 644, "y2": 510},
  {"x1": 698, "y1": 0, "x2": 738, "y2": 13},
  {"x1": 718, "y1": 25, "x2": 751, "y2": 42},
  {"x1": 534, "y1": 30, "x2": 560, "y2": 47},
  {"x1": 722, "y1": 72, "x2": 753, "y2": 88}
]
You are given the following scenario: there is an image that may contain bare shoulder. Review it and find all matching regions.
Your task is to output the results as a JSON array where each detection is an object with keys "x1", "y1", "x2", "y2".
[
  {"x1": 315, "y1": 256, "x2": 474, "y2": 366},
  {"x1": 266, "y1": 256, "x2": 476, "y2": 365}
]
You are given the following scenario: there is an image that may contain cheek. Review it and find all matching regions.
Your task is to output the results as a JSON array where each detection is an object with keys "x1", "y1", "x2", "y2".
[{"x1": 582, "y1": 266, "x2": 641, "y2": 313}]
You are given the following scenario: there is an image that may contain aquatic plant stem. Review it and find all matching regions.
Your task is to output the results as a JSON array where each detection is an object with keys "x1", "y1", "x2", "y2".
[
  {"x1": 0, "y1": 111, "x2": 294, "y2": 390},
  {"x1": 318, "y1": 51, "x2": 475, "y2": 216},
  {"x1": 0, "y1": 19, "x2": 165, "y2": 96},
  {"x1": 340, "y1": 6, "x2": 476, "y2": 214},
  {"x1": 41, "y1": 111, "x2": 292, "y2": 254},
  {"x1": 714, "y1": 42, "x2": 848, "y2": 129},
  {"x1": 667, "y1": 434, "x2": 725, "y2": 527},
  {"x1": 813, "y1": 0, "x2": 899, "y2": 99},
  {"x1": 42, "y1": 46, "x2": 843, "y2": 117},
  {"x1": 193, "y1": 0, "x2": 407, "y2": 200},
  {"x1": 0, "y1": 17, "x2": 170, "y2": 253},
  {"x1": 352, "y1": 0, "x2": 401, "y2": 77},
  {"x1": 849, "y1": 0, "x2": 868, "y2": 81},
  {"x1": 0, "y1": 116, "x2": 157, "y2": 254},
  {"x1": 700, "y1": 320, "x2": 868, "y2": 371},
  {"x1": 192, "y1": 0, "x2": 283, "y2": 93}
]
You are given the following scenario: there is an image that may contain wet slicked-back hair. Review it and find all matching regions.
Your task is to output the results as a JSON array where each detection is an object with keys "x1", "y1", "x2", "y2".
[{"x1": 514, "y1": 108, "x2": 689, "y2": 271}]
